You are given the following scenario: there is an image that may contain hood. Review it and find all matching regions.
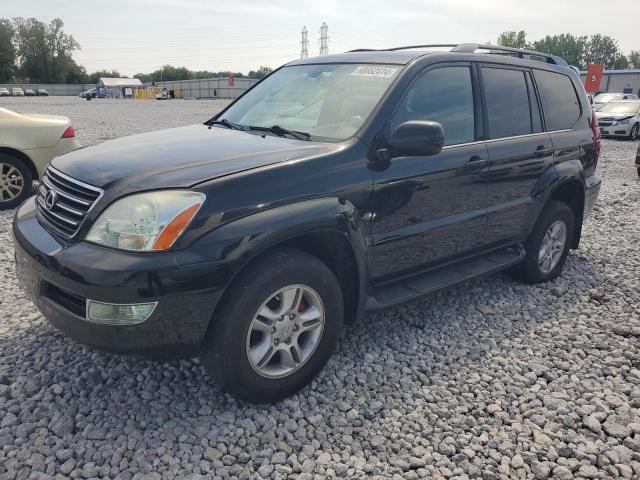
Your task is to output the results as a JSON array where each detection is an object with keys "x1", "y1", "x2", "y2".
[
  {"x1": 595, "y1": 110, "x2": 637, "y2": 120},
  {"x1": 51, "y1": 124, "x2": 335, "y2": 192}
]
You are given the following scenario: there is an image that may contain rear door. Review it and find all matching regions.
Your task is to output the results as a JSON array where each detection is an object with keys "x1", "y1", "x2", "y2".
[
  {"x1": 480, "y1": 65, "x2": 554, "y2": 245},
  {"x1": 369, "y1": 63, "x2": 489, "y2": 280}
]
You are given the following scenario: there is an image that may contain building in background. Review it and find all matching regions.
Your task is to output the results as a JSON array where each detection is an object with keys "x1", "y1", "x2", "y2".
[
  {"x1": 580, "y1": 70, "x2": 640, "y2": 95},
  {"x1": 97, "y1": 77, "x2": 144, "y2": 98}
]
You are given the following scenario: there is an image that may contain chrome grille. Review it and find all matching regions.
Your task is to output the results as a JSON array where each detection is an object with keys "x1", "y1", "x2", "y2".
[{"x1": 36, "y1": 166, "x2": 103, "y2": 238}]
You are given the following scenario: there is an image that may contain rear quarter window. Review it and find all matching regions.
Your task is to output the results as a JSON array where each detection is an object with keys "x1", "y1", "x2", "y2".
[{"x1": 533, "y1": 70, "x2": 581, "y2": 131}]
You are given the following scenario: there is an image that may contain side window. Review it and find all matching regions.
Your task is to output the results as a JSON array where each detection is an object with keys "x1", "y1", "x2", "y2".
[
  {"x1": 482, "y1": 67, "x2": 532, "y2": 139},
  {"x1": 533, "y1": 69, "x2": 581, "y2": 131},
  {"x1": 391, "y1": 66, "x2": 475, "y2": 146}
]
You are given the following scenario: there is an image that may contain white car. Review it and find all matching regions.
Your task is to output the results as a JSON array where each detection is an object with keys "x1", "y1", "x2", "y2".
[
  {"x1": 0, "y1": 108, "x2": 81, "y2": 209},
  {"x1": 596, "y1": 100, "x2": 640, "y2": 140},
  {"x1": 11, "y1": 87, "x2": 25, "y2": 97},
  {"x1": 0, "y1": 88, "x2": 9, "y2": 97}
]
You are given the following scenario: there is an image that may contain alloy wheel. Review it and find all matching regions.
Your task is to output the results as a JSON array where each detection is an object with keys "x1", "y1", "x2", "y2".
[
  {"x1": 246, "y1": 284, "x2": 325, "y2": 379},
  {"x1": 538, "y1": 219, "x2": 567, "y2": 275},
  {"x1": 631, "y1": 124, "x2": 639, "y2": 141},
  {"x1": 0, "y1": 163, "x2": 24, "y2": 202}
]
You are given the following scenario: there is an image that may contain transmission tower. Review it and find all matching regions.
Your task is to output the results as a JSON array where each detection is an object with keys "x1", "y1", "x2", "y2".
[
  {"x1": 319, "y1": 22, "x2": 329, "y2": 56},
  {"x1": 300, "y1": 26, "x2": 309, "y2": 59}
]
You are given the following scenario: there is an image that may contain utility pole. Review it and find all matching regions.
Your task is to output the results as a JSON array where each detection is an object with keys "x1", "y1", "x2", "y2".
[
  {"x1": 319, "y1": 22, "x2": 329, "y2": 56},
  {"x1": 300, "y1": 26, "x2": 309, "y2": 59}
]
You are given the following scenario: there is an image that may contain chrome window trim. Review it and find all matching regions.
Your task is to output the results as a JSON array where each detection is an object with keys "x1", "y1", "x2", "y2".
[{"x1": 442, "y1": 129, "x2": 572, "y2": 150}]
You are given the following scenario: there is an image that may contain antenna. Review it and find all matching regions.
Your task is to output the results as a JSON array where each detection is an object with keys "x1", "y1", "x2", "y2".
[
  {"x1": 300, "y1": 26, "x2": 309, "y2": 59},
  {"x1": 319, "y1": 22, "x2": 329, "y2": 56}
]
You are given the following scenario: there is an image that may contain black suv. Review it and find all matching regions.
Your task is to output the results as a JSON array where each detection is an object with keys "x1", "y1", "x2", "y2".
[{"x1": 13, "y1": 44, "x2": 601, "y2": 402}]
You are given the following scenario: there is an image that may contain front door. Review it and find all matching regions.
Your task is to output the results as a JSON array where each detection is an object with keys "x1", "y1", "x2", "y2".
[{"x1": 369, "y1": 64, "x2": 488, "y2": 281}]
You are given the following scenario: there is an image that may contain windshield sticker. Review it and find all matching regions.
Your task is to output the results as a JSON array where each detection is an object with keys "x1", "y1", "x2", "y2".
[{"x1": 351, "y1": 66, "x2": 398, "y2": 78}]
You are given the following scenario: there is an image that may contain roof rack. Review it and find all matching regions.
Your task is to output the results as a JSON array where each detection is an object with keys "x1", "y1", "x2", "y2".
[{"x1": 348, "y1": 43, "x2": 568, "y2": 66}]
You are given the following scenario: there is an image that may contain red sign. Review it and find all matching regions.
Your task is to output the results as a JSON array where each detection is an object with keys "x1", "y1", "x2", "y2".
[
  {"x1": 584, "y1": 64, "x2": 605, "y2": 93},
  {"x1": 228, "y1": 74, "x2": 235, "y2": 88}
]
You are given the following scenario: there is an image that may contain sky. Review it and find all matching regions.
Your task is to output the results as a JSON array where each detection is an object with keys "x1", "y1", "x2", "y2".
[{"x1": 4, "y1": 0, "x2": 638, "y2": 76}]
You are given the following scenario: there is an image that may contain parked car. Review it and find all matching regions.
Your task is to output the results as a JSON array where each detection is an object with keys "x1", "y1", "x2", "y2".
[
  {"x1": 596, "y1": 100, "x2": 640, "y2": 140},
  {"x1": 13, "y1": 43, "x2": 601, "y2": 403},
  {"x1": 11, "y1": 87, "x2": 24, "y2": 96},
  {"x1": 24, "y1": 89, "x2": 36, "y2": 97},
  {"x1": 593, "y1": 92, "x2": 638, "y2": 110},
  {"x1": 36, "y1": 89, "x2": 49, "y2": 96},
  {"x1": 0, "y1": 108, "x2": 80, "y2": 208},
  {"x1": 79, "y1": 87, "x2": 106, "y2": 99},
  {"x1": 0, "y1": 88, "x2": 9, "y2": 97},
  {"x1": 636, "y1": 143, "x2": 640, "y2": 177}
]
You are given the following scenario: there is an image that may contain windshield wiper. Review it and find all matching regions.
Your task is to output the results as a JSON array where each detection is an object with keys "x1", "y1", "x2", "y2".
[
  {"x1": 206, "y1": 119, "x2": 246, "y2": 131},
  {"x1": 248, "y1": 125, "x2": 311, "y2": 141}
]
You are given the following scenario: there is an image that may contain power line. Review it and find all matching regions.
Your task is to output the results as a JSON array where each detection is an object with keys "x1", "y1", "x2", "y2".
[
  {"x1": 319, "y1": 22, "x2": 329, "y2": 56},
  {"x1": 300, "y1": 26, "x2": 309, "y2": 59}
]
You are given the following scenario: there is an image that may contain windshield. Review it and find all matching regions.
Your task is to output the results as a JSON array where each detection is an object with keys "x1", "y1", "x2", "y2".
[
  {"x1": 218, "y1": 63, "x2": 401, "y2": 141},
  {"x1": 599, "y1": 102, "x2": 640, "y2": 114}
]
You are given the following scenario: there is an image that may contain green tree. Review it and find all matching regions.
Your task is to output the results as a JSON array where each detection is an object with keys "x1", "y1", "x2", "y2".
[
  {"x1": 497, "y1": 31, "x2": 529, "y2": 49},
  {"x1": 583, "y1": 34, "x2": 627, "y2": 69},
  {"x1": 629, "y1": 51, "x2": 640, "y2": 69},
  {"x1": 0, "y1": 19, "x2": 16, "y2": 82},
  {"x1": 248, "y1": 66, "x2": 273, "y2": 79},
  {"x1": 12, "y1": 17, "x2": 80, "y2": 83},
  {"x1": 532, "y1": 34, "x2": 588, "y2": 69}
]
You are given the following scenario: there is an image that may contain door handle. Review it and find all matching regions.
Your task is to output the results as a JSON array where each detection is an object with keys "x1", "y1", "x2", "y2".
[
  {"x1": 466, "y1": 155, "x2": 487, "y2": 172},
  {"x1": 534, "y1": 145, "x2": 552, "y2": 157}
]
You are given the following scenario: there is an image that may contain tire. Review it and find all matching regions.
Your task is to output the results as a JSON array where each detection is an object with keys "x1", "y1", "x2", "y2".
[
  {"x1": 201, "y1": 248, "x2": 344, "y2": 403},
  {"x1": 637, "y1": 168, "x2": 640, "y2": 177},
  {"x1": 629, "y1": 123, "x2": 639, "y2": 141},
  {"x1": 0, "y1": 154, "x2": 33, "y2": 210},
  {"x1": 512, "y1": 201, "x2": 574, "y2": 284}
]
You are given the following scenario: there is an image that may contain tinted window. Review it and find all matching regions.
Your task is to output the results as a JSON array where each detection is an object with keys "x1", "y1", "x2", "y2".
[
  {"x1": 525, "y1": 72, "x2": 543, "y2": 134},
  {"x1": 392, "y1": 66, "x2": 475, "y2": 146},
  {"x1": 482, "y1": 68, "x2": 532, "y2": 139},
  {"x1": 534, "y1": 70, "x2": 581, "y2": 131}
]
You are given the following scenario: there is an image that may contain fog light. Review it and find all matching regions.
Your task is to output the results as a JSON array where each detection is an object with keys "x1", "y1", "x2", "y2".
[{"x1": 86, "y1": 300, "x2": 157, "y2": 325}]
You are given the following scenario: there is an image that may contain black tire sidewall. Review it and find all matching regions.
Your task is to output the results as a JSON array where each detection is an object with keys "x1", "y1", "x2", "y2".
[
  {"x1": 203, "y1": 249, "x2": 343, "y2": 403},
  {"x1": 0, "y1": 154, "x2": 33, "y2": 210},
  {"x1": 522, "y1": 201, "x2": 574, "y2": 282}
]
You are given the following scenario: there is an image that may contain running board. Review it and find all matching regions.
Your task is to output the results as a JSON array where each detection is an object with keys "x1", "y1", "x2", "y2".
[{"x1": 366, "y1": 247, "x2": 525, "y2": 311}]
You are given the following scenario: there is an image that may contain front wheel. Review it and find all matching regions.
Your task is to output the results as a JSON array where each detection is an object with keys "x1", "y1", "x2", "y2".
[
  {"x1": 629, "y1": 123, "x2": 639, "y2": 141},
  {"x1": 201, "y1": 249, "x2": 344, "y2": 403},
  {"x1": 512, "y1": 201, "x2": 574, "y2": 284},
  {"x1": 0, "y1": 154, "x2": 33, "y2": 210}
]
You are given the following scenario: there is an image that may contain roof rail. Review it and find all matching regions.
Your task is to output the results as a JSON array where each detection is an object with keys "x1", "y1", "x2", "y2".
[{"x1": 348, "y1": 43, "x2": 568, "y2": 66}]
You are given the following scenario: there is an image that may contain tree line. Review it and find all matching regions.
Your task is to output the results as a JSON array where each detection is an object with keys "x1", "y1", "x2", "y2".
[
  {"x1": 0, "y1": 17, "x2": 274, "y2": 84},
  {"x1": 497, "y1": 31, "x2": 640, "y2": 70}
]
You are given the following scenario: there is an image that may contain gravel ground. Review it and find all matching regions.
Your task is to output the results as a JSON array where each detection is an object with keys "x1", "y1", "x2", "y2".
[{"x1": 1, "y1": 97, "x2": 640, "y2": 480}]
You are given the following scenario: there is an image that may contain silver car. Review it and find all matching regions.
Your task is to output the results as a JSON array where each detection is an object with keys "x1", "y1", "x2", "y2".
[
  {"x1": 0, "y1": 88, "x2": 9, "y2": 97},
  {"x1": 11, "y1": 87, "x2": 24, "y2": 97},
  {"x1": 596, "y1": 100, "x2": 640, "y2": 140}
]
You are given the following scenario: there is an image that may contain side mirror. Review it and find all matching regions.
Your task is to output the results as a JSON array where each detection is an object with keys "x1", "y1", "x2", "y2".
[{"x1": 388, "y1": 120, "x2": 445, "y2": 157}]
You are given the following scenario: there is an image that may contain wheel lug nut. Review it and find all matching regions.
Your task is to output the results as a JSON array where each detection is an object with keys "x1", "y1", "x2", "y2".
[
  {"x1": 289, "y1": 314, "x2": 295, "y2": 320},
  {"x1": 285, "y1": 337, "x2": 291, "y2": 344},
  {"x1": 274, "y1": 339, "x2": 279, "y2": 346},
  {"x1": 271, "y1": 326, "x2": 277, "y2": 333},
  {"x1": 293, "y1": 325, "x2": 299, "y2": 331}
]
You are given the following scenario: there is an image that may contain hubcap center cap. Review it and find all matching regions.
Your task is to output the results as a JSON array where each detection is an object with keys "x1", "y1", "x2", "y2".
[{"x1": 275, "y1": 319, "x2": 295, "y2": 340}]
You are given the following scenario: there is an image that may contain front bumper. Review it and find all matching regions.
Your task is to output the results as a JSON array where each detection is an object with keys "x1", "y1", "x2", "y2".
[
  {"x1": 599, "y1": 123, "x2": 632, "y2": 138},
  {"x1": 13, "y1": 198, "x2": 238, "y2": 356}
]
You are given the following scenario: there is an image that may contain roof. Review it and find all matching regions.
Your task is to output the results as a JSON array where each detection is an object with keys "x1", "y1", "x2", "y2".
[
  {"x1": 98, "y1": 77, "x2": 143, "y2": 87},
  {"x1": 289, "y1": 44, "x2": 569, "y2": 68}
]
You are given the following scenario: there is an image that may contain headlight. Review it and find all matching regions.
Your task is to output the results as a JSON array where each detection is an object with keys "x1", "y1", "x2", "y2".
[
  {"x1": 614, "y1": 117, "x2": 632, "y2": 125},
  {"x1": 86, "y1": 190, "x2": 205, "y2": 251}
]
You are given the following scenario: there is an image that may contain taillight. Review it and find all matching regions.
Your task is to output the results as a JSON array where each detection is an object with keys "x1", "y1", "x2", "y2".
[
  {"x1": 590, "y1": 110, "x2": 601, "y2": 154},
  {"x1": 61, "y1": 126, "x2": 75, "y2": 138}
]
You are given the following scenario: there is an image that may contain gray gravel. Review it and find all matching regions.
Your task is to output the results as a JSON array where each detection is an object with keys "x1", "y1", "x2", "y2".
[{"x1": 1, "y1": 96, "x2": 640, "y2": 480}]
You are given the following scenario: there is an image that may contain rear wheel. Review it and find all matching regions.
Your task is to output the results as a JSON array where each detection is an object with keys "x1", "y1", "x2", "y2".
[
  {"x1": 201, "y1": 249, "x2": 344, "y2": 403},
  {"x1": 629, "y1": 123, "x2": 639, "y2": 141},
  {"x1": 512, "y1": 201, "x2": 574, "y2": 283},
  {"x1": 0, "y1": 154, "x2": 33, "y2": 210}
]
